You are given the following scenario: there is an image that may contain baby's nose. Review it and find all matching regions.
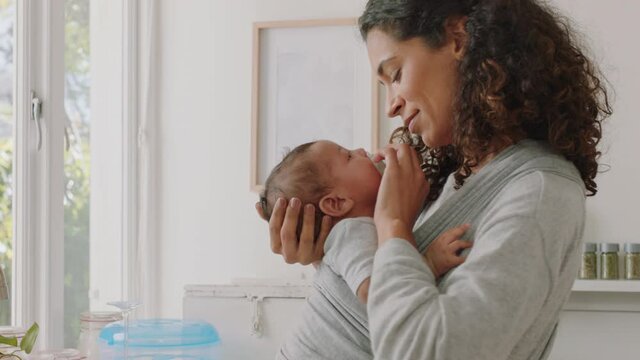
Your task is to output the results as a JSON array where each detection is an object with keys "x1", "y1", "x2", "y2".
[{"x1": 356, "y1": 148, "x2": 367, "y2": 157}]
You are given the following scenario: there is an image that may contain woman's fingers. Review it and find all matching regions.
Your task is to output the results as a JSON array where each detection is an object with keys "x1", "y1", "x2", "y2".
[
  {"x1": 281, "y1": 198, "x2": 302, "y2": 263},
  {"x1": 261, "y1": 197, "x2": 329, "y2": 265},
  {"x1": 376, "y1": 146, "x2": 399, "y2": 169},
  {"x1": 298, "y1": 204, "x2": 316, "y2": 265},
  {"x1": 377, "y1": 143, "x2": 421, "y2": 174},
  {"x1": 371, "y1": 152, "x2": 385, "y2": 163},
  {"x1": 389, "y1": 143, "x2": 421, "y2": 172},
  {"x1": 374, "y1": 143, "x2": 430, "y2": 246},
  {"x1": 268, "y1": 198, "x2": 287, "y2": 254}
]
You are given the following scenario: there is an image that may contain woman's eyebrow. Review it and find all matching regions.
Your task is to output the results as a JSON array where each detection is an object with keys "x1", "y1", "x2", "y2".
[{"x1": 377, "y1": 56, "x2": 397, "y2": 77}]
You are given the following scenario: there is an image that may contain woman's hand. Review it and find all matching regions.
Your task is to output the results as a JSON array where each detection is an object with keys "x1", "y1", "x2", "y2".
[
  {"x1": 255, "y1": 197, "x2": 333, "y2": 266},
  {"x1": 373, "y1": 144, "x2": 430, "y2": 247}
]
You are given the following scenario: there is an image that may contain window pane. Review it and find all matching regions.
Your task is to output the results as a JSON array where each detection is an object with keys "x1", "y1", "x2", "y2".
[
  {"x1": 0, "y1": 0, "x2": 15, "y2": 326},
  {"x1": 64, "y1": 0, "x2": 90, "y2": 347}
]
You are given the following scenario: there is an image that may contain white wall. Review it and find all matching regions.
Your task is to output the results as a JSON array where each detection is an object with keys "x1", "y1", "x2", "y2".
[
  {"x1": 154, "y1": 0, "x2": 640, "y2": 324},
  {"x1": 550, "y1": 0, "x2": 640, "y2": 246},
  {"x1": 155, "y1": 0, "x2": 368, "y2": 317}
]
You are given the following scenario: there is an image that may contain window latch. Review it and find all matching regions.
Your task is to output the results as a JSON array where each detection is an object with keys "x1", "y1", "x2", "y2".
[{"x1": 31, "y1": 91, "x2": 43, "y2": 151}]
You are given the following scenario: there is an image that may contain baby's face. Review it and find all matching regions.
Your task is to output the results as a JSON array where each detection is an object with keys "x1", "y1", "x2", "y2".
[{"x1": 311, "y1": 140, "x2": 382, "y2": 208}]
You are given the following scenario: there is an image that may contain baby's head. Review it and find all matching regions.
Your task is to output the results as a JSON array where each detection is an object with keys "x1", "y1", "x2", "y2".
[{"x1": 259, "y1": 140, "x2": 382, "y2": 237}]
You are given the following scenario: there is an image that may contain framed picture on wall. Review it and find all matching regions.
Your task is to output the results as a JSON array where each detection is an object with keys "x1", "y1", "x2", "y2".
[
  {"x1": 372, "y1": 82, "x2": 403, "y2": 149},
  {"x1": 251, "y1": 18, "x2": 381, "y2": 192}
]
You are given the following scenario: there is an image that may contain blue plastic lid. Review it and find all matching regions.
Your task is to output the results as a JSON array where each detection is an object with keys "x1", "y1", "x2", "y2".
[{"x1": 99, "y1": 319, "x2": 220, "y2": 348}]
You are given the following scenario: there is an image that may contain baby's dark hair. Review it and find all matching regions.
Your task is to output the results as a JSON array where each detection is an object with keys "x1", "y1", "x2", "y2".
[{"x1": 259, "y1": 141, "x2": 331, "y2": 239}]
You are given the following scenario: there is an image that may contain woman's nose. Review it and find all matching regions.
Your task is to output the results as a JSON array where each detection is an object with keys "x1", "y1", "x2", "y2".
[{"x1": 386, "y1": 90, "x2": 404, "y2": 118}]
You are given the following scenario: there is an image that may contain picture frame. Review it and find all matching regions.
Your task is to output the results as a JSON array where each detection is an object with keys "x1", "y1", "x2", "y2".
[
  {"x1": 250, "y1": 18, "x2": 382, "y2": 192},
  {"x1": 372, "y1": 82, "x2": 403, "y2": 150}
]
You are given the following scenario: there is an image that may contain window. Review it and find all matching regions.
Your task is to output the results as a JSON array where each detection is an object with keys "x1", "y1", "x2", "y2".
[
  {"x1": 2, "y1": 0, "x2": 142, "y2": 349},
  {"x1": 0, "y1": 0, "x2": 15, "y2": 326}
]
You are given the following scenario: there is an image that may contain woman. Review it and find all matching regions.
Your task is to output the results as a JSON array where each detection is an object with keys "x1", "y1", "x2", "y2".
[{"x1": 257, "y1": 0, "x2": 610, "y2": 358}]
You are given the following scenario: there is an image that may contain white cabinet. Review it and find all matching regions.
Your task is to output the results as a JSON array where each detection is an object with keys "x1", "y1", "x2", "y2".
[
  {"x1": 183, "y1": 279, "x2": 640, "y2": 360},
  {"x1": 548, "y1": 281, "x2": 640, "y2": 360},
  {"x1": 183, "y1": 281, "x2": 312, "y2": 360}
]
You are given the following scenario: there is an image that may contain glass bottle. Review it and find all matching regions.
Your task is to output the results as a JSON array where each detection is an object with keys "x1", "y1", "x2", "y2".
[
  {"x1": 624, "y1": 243, "x2": 640, "y2": 280},
  {"x1": 578, "y1": 242, "x2": 597, "y2": 279},
  {"x1": 77, "y1": 311, "x2": 122, "y2": 359},
  {"x1": 599, "y1": 243, "x2": 619, "y2": 280},
  {"x1": 107, "y1": 301, "x2": 141, "y2": 360}
]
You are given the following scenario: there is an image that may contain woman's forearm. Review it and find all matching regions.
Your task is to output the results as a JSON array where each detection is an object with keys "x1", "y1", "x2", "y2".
[{"x1": 376, "y1": 218, "x2": 416, "y2": 247}]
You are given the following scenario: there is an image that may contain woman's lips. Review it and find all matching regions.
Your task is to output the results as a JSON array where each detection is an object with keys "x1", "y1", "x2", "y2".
[{"x1": 405, "y1": 112, "x2": 419, "y2": 133}]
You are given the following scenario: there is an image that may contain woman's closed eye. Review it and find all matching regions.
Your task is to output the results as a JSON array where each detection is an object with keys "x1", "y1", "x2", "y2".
[{"x1": 392, "y1": 68, "x2": 402, "y2": 83}]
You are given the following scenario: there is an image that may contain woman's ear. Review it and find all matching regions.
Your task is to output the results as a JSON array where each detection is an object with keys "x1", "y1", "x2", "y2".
[
  {"x1": 319, "y1": 192, "x2": 355, "y2": 218},
  {"x1": 446, "y1": 16, "x2": 468, "y2": 60}
]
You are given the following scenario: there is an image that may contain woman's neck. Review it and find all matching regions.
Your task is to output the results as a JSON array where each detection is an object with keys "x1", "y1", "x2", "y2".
[{"x1": 469, "y1": 138, "x2": 518, "y2": 173}]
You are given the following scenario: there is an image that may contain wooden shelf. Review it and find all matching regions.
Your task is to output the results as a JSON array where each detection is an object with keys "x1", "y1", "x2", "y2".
[{"x1": 572, "y1": 279, "x2": 640, "y2": 293}]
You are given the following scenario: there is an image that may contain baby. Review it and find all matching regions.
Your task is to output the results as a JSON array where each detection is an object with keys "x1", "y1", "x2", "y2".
[{"x1": 259, "y1": 140, "x2": 471, "y2": 303}]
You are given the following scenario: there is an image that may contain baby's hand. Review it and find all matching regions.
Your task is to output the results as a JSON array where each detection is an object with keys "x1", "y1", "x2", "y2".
[{"x1": 423, "y1": 224, "x2": 472, "y2": 278}]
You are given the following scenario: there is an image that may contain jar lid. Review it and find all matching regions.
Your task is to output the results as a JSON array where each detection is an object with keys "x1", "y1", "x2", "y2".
[
  {"x1": 582, "y1": 243, "x2": 597, "y2": 253},
  {"x1": 0, "y1": 326, "x2": 26, "y2": 338},
  {"x1": 30, "y1": 348, "x2": 86, "y2": 360},
  {"x1": 624, "y1": 243, "x2": 640, "y2": 253},
  {"x1": 599, "y1": 243, "x2": 619, "y2": 252},
  {"x1": 80, "y1": 311, "x2": 122, "y2": 323},
  {"x1": 99, "y1": 319, "x2": 220, "y2": 348}
]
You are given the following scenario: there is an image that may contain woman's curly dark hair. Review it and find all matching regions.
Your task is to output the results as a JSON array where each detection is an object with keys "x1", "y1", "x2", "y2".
[{"x1": 360, "y1": 0, "x2": 611, "y2": 197}]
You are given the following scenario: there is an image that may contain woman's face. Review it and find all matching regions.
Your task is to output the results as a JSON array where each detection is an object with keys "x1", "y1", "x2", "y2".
[{"x1": 366, "y1": 28, "x2": 462, "y2": 148}]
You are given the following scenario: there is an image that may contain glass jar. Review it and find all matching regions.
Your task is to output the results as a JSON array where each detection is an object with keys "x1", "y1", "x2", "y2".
[
  {"x1": 0, "y1": 327, "x2": 26, "y2": 359},
  {"x1": 578, "y1": 242, "x2": 597, "y2": 279},
  {"x1": 624, "y1": 243, "x2": 640, "y2": 280},
  {"x1": 599, "y1": 243, "x2": 619, "y2": 280},
  {"x1": 77, "y1": 311, "x2": 122, "y2": 359}
]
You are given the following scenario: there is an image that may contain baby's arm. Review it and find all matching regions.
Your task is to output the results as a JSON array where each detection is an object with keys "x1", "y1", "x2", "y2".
[{"x1": 424, "y1": 224, "x2": 473, "y2": 278}]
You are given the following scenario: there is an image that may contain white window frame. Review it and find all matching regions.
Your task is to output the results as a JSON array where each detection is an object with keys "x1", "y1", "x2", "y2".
[
  {"x1": 12, "y1": 0, "x2": 145, "y2": 349},
  {"x1": 13, "y1": 0, "x2": 66, "y2": 349}
]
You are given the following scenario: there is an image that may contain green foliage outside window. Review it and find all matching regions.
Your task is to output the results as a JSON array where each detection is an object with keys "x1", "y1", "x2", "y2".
[{"x1": 63, "y1": 0, "x2": 91, "y2": 347}]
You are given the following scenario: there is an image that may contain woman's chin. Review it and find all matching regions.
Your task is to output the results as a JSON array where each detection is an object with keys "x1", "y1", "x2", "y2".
[
  {"x1": 421, "y1": 133, "x2": 452, "y2": 149},
  {"x1": 420, "y1": 133, "x2": 434, "y2": 148}
]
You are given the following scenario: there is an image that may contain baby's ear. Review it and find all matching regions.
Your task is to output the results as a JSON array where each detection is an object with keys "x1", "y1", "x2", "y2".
[{"x1": 319, "y1": 192, "x2": 354, "y2": 218}]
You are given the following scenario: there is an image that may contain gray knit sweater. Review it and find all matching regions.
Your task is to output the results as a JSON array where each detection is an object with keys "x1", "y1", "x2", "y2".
[{"x1": 369, "y1": 140, "x2": 585, "y2": 359}]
